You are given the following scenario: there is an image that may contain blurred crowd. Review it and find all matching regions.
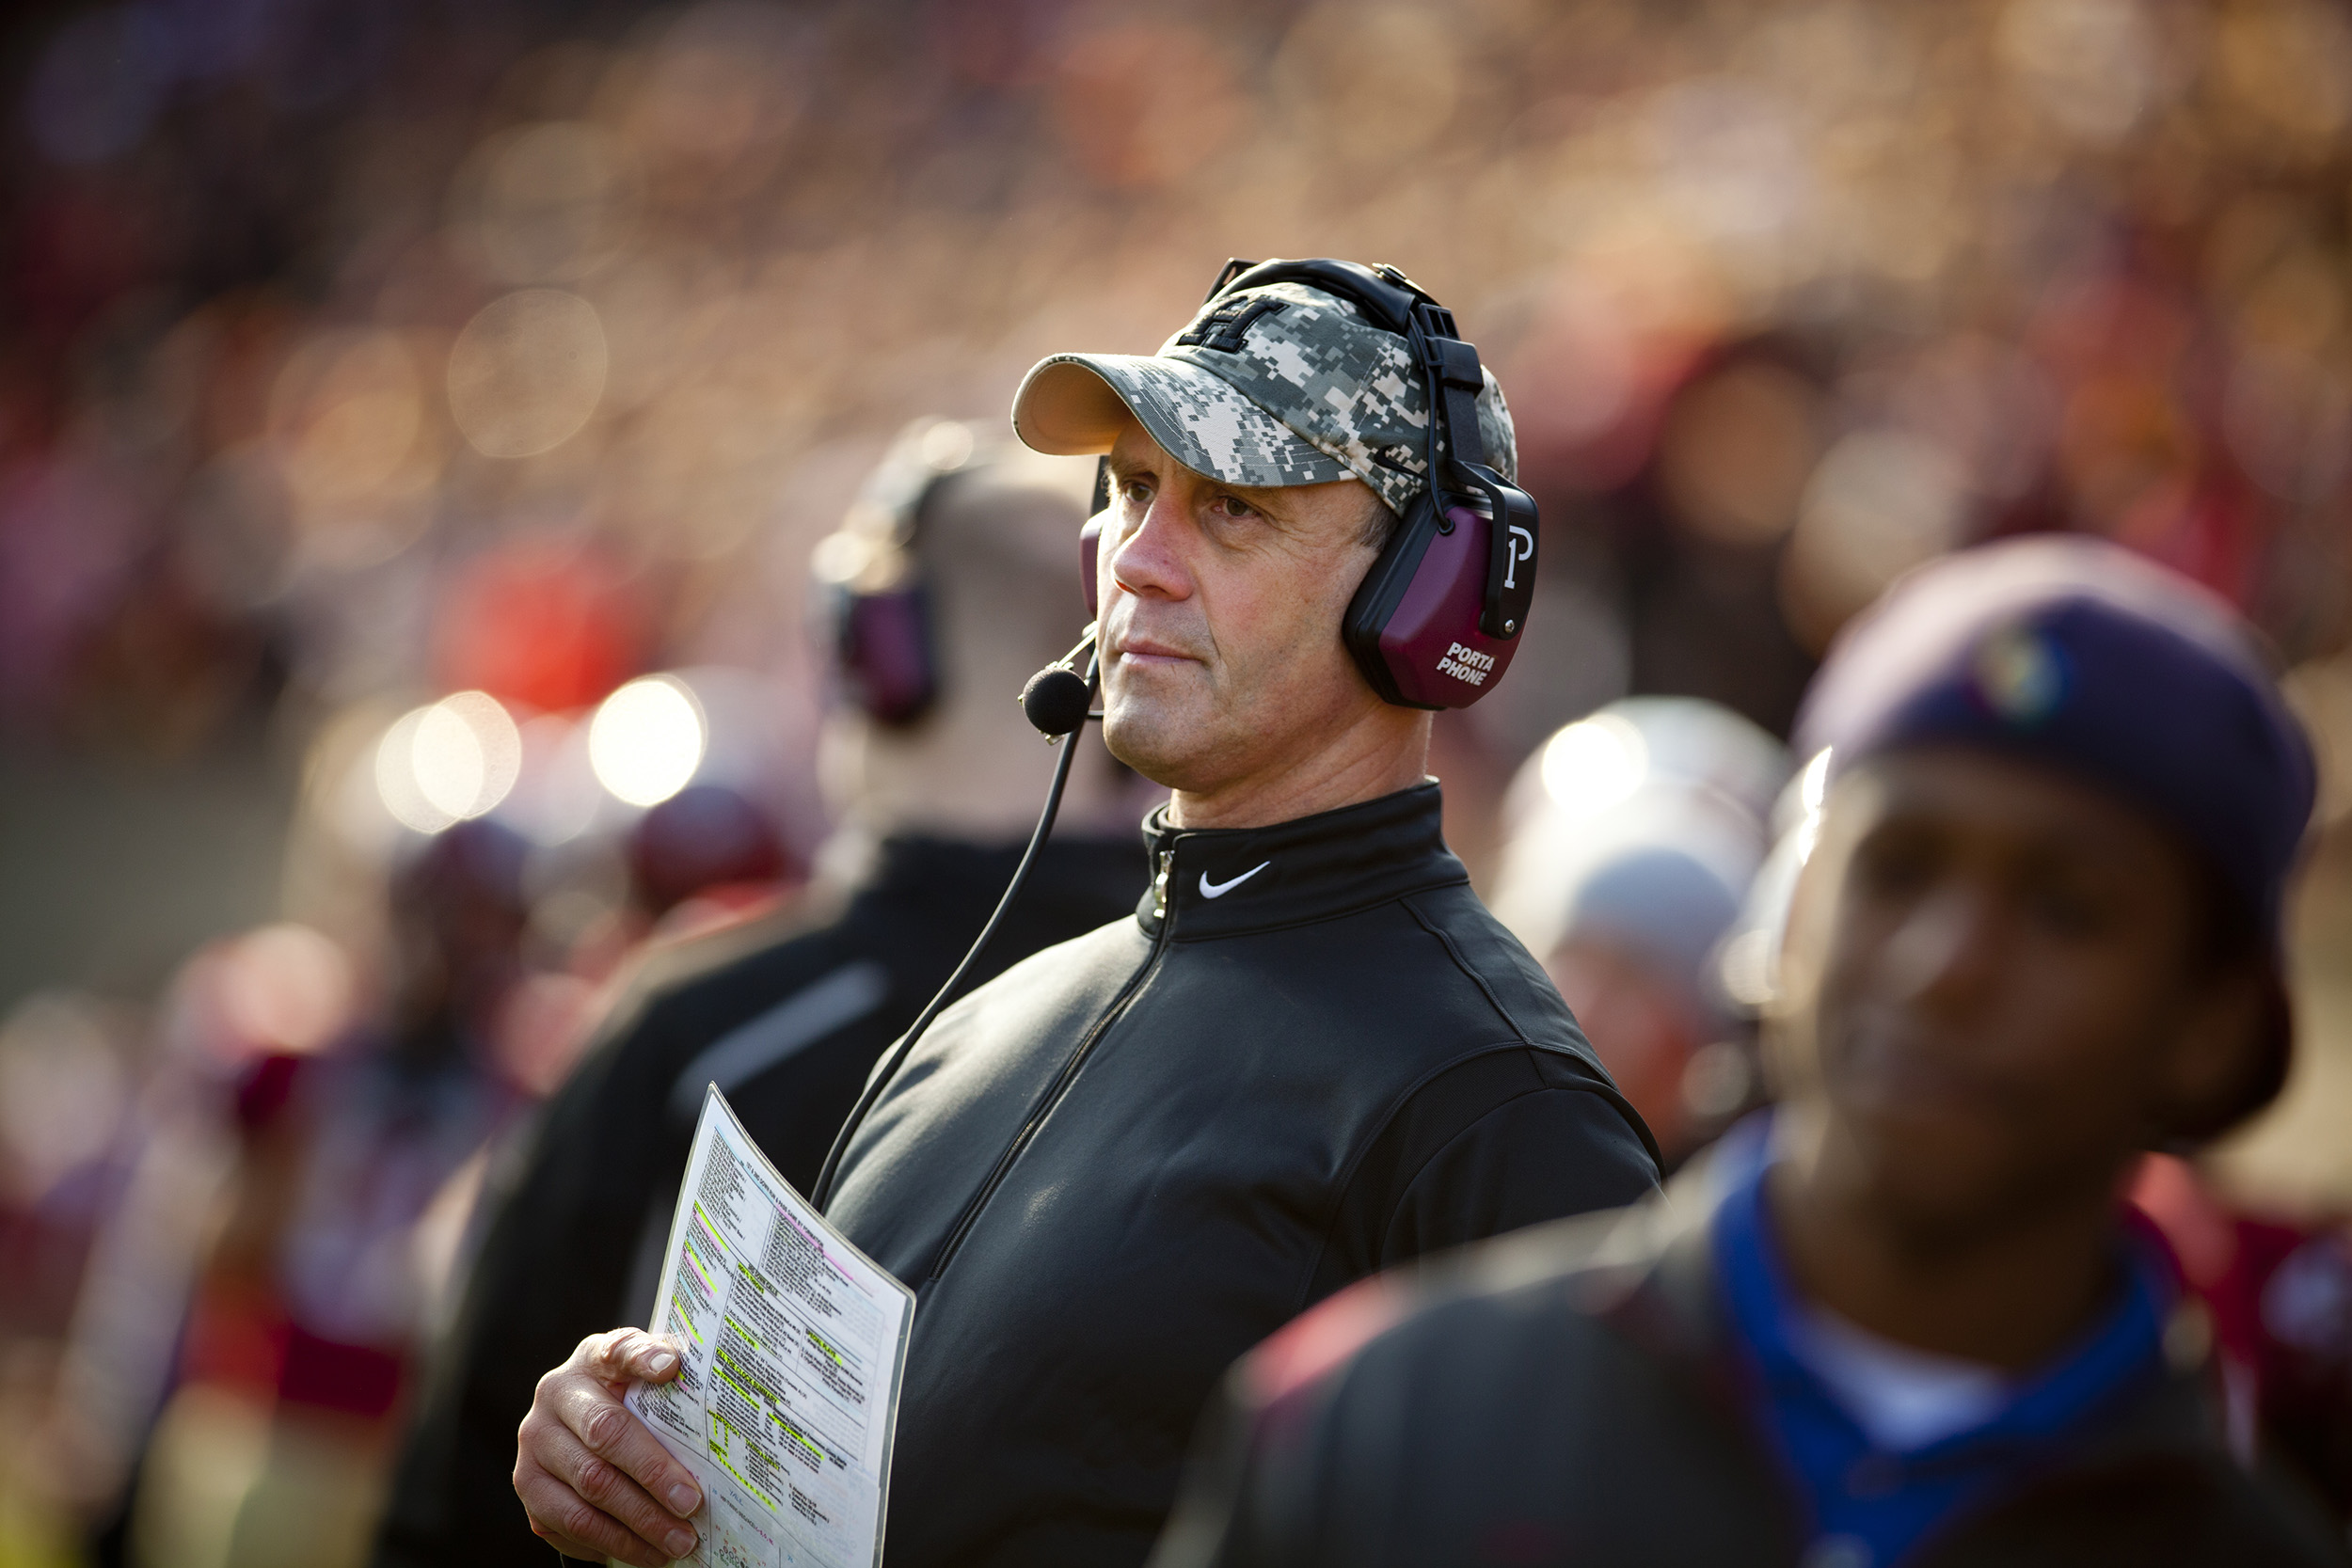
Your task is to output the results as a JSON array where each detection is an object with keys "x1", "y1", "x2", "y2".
[{"x1": 7, "y1": 0, "x2": 2352, "y2": 1562}]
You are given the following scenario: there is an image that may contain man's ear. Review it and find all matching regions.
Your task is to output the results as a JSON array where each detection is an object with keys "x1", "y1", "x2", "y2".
[{"x1": 2150, "y1": 958, "x2": 2275, "y2": 1147}]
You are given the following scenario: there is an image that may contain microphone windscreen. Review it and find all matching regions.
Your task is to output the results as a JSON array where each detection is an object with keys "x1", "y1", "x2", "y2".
[{"x1": 1021, "y1": 666, "x2": 1092, "y2": 736}]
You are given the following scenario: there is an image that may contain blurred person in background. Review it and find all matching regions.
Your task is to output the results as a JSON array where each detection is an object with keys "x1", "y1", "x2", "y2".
[
  {"x1": 1492, "y1": 697, "x2": 1788, "y2": 1167},
  {"x1": 34, "y1": 924, "x2": 358, "y2": 1568},
  {"x1": 0, "y1": 981, "x2": 230, "y2": 1568},
  {"x1": 510, "y1": 266, "x2": 1659, "y2": 1568},
  {"x1": 534, "y1": 775, "x2": 805, "y2": 990},
  {"x1": 1152, "y1": 536, "x2": 2344, "y2": 1568},
  {"x1": 108, "y1": 819, "x2": 534, "y2": 1568},
  {"x1": 374, "y1": 423, "x2": 1152, "y2": 1568},
  {"x1": 622, "y1": 781, "x2": 792, "y2": 938}
]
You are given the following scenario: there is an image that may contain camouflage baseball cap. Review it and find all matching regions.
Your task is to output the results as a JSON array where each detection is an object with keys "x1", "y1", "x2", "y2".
[{"x1": 1010, "y1": 278, "x2": 1518, "y2": 518}]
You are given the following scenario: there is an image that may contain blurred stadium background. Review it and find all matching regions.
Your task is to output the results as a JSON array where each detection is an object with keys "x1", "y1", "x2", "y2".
[{"x1": 7, "y1": 0, "x2": 2352, "y2": 1561}]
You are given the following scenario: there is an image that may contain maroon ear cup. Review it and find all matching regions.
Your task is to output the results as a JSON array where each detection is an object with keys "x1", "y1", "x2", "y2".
[
  {"x1": 822, "y1": 446, "x2": 983, "y2": 727},
  {"x1": 1080, "y1": 511, "x2": 1105, "y2": 618},
  {"x1": 836, "y1": 586, "x2": 939, "y2": 724},
  {"x1": 1342, "y1": 501, "x2": 1520, "y2": 709}
]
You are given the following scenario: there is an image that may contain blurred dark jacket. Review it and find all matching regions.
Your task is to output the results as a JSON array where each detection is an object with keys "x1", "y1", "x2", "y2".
[
  {"x1": 1151, "y1": 1160, "x2": 2349, "y2": 1568},
  {"x1": 823, "y1": 784, "x2": 1661, "y2": 1568},
  {"x1": 372, "y1": 833, "x2": 1146, "y2": 1568}
]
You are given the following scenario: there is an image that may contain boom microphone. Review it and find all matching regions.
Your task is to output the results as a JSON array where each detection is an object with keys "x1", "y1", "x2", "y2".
[
  {"x1": 809, "y1": 633, "x2": 1102, "y2": 1211},
  {"x1": 1021, "y1": 627, "x2": 1098, "y2": 736}
]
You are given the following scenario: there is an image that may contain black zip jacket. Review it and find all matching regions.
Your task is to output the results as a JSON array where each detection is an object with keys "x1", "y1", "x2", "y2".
[
  {"x1": 1150, "y1": 1159, "x2": 2350, "y2": 1568},
  {"x1": 373, "y1": 835, "x2": 1146, "y2": 1568},
  {"x1": 825, "y1": 783, "x2": 1661, "y2": 1568}
]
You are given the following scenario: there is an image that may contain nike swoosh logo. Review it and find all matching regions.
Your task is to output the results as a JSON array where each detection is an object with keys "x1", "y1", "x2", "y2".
[{"x1": 1199, "y1": 861, "x2": 1271, "y2": 899}]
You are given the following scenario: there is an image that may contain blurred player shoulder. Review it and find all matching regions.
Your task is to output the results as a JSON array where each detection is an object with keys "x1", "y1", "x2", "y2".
[
  {"x1": 565, "y1": 873, "x2": 852, "y2": 1086},
  {"x1": 1160, "y1": 1153, "x2": 2350, "y2": 1568}
]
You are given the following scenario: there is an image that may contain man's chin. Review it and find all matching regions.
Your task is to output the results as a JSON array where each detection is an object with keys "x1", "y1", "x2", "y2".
[
  {"x1": 1833, "y1": 1101, "x2": 2051, "y2": 1242},
  {"x1": 1100, "y1": 704, "x2": 1188, "y2": 790},
  {"x1": 1101, "y1": 698, "x2": 1233, "y2": 796}
]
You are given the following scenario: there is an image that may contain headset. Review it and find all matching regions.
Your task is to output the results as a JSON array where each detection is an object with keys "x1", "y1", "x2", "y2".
[
  {"x1": 1075, "y1": 259, "x2": 1538, "y2": 709},
  {"x1": 809, "y1": 419, "x2": 988, "y2": 726},
  {"x1": 807, "y1": 261, "x2": 1531, "y2": 1210}
]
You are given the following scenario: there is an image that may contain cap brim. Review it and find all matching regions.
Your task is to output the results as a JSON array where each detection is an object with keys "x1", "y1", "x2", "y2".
[{"x1": 1011, "y1": 354, "x2": 1352, "y2": 491}]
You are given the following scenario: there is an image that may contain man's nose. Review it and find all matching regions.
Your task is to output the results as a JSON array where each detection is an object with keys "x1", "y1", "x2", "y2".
[
  {"x1": 1107, "y1": 495, "x2": 1192, "y2": 601},
  {"x1": 1881, "y1": 884, "x2": 2001, "y2": 1017}
]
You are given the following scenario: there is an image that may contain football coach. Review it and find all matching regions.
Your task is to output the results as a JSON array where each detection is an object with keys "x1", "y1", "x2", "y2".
[{"x1": 509, "y1": 260, "x2": 1662, "y2": 1568}]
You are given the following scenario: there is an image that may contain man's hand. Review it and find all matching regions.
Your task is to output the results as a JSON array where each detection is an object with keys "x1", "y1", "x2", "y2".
[{"x1": 516, "y1": 1329, "x2": 704, "y2": 1565}]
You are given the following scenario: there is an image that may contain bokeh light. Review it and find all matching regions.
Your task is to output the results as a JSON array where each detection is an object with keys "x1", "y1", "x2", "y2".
[
  {"x1": 1540, "y1": 715, "x2": 1650, "y2": 819},
  {"x1": 214, "y1": 924, "x2": 356, "y2": 1055},
  {"x1": 589, "y1": 674, "x2": 707, "y2": 807},
  {"x1": 375, "y1": 691, "x2": 524, "y2": 832},
  {"x1": 446, "y1": 289, "x2": 609, "y2": 458}
]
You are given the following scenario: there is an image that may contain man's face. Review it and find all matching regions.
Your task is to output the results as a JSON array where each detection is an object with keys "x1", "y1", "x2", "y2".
[
  {"x1": 1774, "y1": 747, "x2": 2261, "y2": 1240},
  {"x1": 1095, "y1": 416, "x2": 1395, "y2": 798}
]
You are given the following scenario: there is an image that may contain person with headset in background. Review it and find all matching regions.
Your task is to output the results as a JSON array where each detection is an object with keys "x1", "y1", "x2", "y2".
[
  {"x1": 372, "y1": 423, "x2": 1152, "y2": 1568},
  {"x1": 508, "y1": 260, "x2": 1661, "y2": 1568},
  {"x1": 1148, "y1": 536, "x2": 2347, "y2": 1568}
]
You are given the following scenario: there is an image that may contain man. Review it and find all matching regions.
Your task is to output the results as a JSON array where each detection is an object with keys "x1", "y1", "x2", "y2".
[
  {"x1": 1149, "y1": 535, "x2": 2347, "y2": 1568},
  {"x1": 373, "y1": 429, "x2": 1150, "y2": 1568},
  {"x1": 511, "y1": 263, "x2": 1661, "y2": 1567}
]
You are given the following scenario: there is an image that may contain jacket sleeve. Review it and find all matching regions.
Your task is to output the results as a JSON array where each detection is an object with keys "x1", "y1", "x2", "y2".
[
  {"x1": 1307, "y1": 1047, "x2": 1659, "y2": 1297},
  {"x1": 1379, "y1": 1079, "x2": 1661, "y2": 1266}
]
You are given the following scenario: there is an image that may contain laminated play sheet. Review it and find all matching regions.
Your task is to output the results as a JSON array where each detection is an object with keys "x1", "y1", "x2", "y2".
[{"x1": 620, "y1": 1085, "x2": 914, "y2": 1568}]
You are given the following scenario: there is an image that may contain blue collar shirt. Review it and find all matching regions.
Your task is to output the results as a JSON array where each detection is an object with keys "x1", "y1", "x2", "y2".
[{"x1": 1709, "y1": 1118, "x2": 2174, "y2": 1568}]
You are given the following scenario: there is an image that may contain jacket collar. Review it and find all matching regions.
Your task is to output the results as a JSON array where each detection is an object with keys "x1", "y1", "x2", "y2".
[
  {"x1": 1598, "y1": 1123, "x2": 2227, "y2": 1477},
  {"x1": 1134, "y1": 781, "x2": 1468, "y2": 941}
]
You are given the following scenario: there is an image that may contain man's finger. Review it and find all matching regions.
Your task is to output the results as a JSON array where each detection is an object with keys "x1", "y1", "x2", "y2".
[
  {"x1": 548, "y1": 1371, "x2": 704, "y2": 1518},
  {"x1": 532, "y1": 1418, "x2": 701, "y2": 1562},
  {"x1": 515, "y1": 1445, "x2": 681, "y2": 1568},
  {"x1": 586, "y1": 1328, "x2": 687, "y2": 1386}
]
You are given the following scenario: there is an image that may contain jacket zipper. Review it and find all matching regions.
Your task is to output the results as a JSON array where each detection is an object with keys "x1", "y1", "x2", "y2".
[{"x1": 925, "y1": 848, "x2": 1178, "y2": 1283}]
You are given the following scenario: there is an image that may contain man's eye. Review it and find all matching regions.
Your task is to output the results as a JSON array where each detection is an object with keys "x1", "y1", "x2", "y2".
[
  {"x1": 1120, "y1": 479, "x2": 1152, "y2": 505},
  {"x1": 1211, "y1": 495, "x2": 1255, "y2": 519}
]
